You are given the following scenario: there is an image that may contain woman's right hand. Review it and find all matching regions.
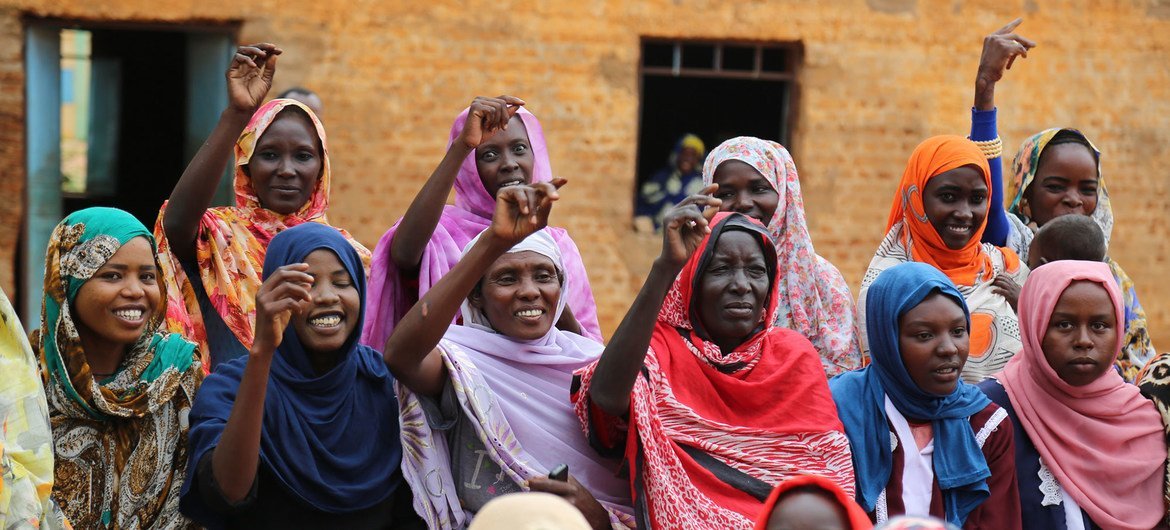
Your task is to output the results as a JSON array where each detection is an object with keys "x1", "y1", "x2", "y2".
[
  {"x1": 658, "y1": 185, "x2": 721, "y2": 271},
  {"x1": 974, "y1": 19, "x2": 1035, "y2": 109},
  {"x1": 459, "y1": 95, "x2": 526, "y2": 149},
  {"x1": 227, "y1": 43, "x2": 283, "y2": 114},
  {"x1": 251, "y1": 263, "x2": 312, "y2": 357},
  {"x1": 486, "y1": 179, "x2": 566, "y2": 247}
]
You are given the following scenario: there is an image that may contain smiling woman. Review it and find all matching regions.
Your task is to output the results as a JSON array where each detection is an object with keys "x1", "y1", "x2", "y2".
[
  {"x1": 32, "y1": 207, "x2": 201, "y2": 529},
  {"x1": 574, "y1": 209, "x2": 854, "y2": 529},
  {"x1": 861, "y1": 135, "x2": 1027, "y2": 383}
]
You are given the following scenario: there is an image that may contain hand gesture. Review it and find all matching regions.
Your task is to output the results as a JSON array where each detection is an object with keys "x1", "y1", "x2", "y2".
[
  {"x1": 227, "y1": 43, "x2": 282, "y2": 113},
  {"x1": 459, "y1": 95, "x2": 526, "y2": 149},
  {"x1": 977, "y1": 19, "x2": 1036, "y2": 87},
  {"x1": 992, "y1": 274, "x2": 1021, "y2": 312},
  {"x1": 252, "y1": 263, "x2": 312, "y2": 356},
  {"x1": 527, "y1": 474, "x2": 611, "y2": 530},
  {"x1": 487, "y1": 179, "x2": 565, "y2": 246},
  {"x1": 658, "y1": 185, "x2": 721, "y2": 271}
]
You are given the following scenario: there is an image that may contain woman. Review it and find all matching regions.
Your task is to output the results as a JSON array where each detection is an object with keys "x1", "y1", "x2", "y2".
[
  {"x1": 0, "y1": 288, "x2": 68, "y2": 529},
  {"x1": 979, "y1": 261, "x2": 1166, "y2": 530},
  {"x1": 862, "y1": 135, "x2": 1026, "y2": 383},
  {"x1": 33, "y1": 207, "x2": 202, "y2": 529},
  {"x1": 968, "y1": 21, "x2": 1155, "y2": 381},
  {"x1": 384, "y1": 181, "x2": 633, "y2": 528},
  {"x1": 363, "y1": 95, "x2": 601, "y2": 349},
  {"x1": 635, "y1": 133, "x2": 706, "y2": 231},
  {"x1": 157, "y1": 43, "x2": 369, "y2": 371},
  {"x1": 754, "y1": 475, "x2": 873, "y2": 530},
  {"x1": 180, "y1": 223, "x2": 418, "y2": 529},
  {"x1": 832, "y1": 262, "x2": 1020, "y2": 529},
  {"x1": 703, "y1": 136, "x2": 861, "y2": 376},
  {"x1": 576, "y1": 205, "x2": 855, "y2": 528}
]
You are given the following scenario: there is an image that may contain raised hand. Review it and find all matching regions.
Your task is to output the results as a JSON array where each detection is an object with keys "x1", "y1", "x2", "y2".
[
  {"x1": 658, "y1": 185, "x2": 721, "y2": 271},
  {"x1": 459, "y1": 95, "x2": 526, "y2": 149},
  {"x1": 975, "y1": 19, "x2": 1036, "y2": 109},
  {"x1": 251, "y1": 263, "x2": 312, "y2": 356},
  {"x1": 228, "y1": 43, "x2": 283, "y2": 114},
  {"x1": 487, "y1": 179, "x2": 566, "y2": 246}
]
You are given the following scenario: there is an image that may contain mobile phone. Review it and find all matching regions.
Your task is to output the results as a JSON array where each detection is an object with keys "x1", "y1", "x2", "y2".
[{"x1": 548, "y1": 463, "x2": 569, "y2": 482}]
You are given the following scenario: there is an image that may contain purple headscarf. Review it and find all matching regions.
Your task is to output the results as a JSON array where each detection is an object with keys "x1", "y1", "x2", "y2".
[{"x1": 362, "y1": 106, "x2": 601, "y2": 348}]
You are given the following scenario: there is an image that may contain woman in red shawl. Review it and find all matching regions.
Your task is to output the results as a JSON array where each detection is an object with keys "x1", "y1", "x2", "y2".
[
  {"x1": 573, "y1": 198, "x2": 854, "y2": 529},
  {"x1": 156, "y1": 44, "x2": 369, "y2": 371}
]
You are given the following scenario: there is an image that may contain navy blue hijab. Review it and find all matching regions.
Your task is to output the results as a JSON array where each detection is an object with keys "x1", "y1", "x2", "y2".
[
  {"x1": 181, "y1": 223, "x2": 402, "y2": 523},
  {"x1": 829, "y1": 262, "x2": 991, "y2": 527}
]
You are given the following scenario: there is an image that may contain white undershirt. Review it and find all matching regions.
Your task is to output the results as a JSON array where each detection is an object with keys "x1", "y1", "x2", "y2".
[
  {"x1": 886, "y1": 396, "x2": 934, "y2": 517},
  {"x1": 1061, "y1": 486, "x2": 1085, "y2": 530}
]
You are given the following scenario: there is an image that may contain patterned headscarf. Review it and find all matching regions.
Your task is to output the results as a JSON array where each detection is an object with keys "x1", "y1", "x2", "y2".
[
  {"x1": 702, "y1": 137, "x2": 862, "y2": 376},
  {"x1": 33, "y1": 207, "x2": 200, "y2": 529},
  {"x1": 1007, "y1": 128, "x2": 1111, "y2": 246},
  {"x1": 154, "y1": 99, "x2": 370, "y2": 371}
]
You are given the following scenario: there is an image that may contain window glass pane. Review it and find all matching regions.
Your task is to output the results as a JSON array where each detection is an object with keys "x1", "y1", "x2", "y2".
[{"x1": 60, "y1": 29, "x2": 91, "y2": 194}]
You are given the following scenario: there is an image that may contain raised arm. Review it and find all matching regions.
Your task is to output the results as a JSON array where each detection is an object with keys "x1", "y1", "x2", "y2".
[
  {"x1": 210, "y1": 263, "x2": 311, "y2": 503},
  {"x1": 163, "y1": 44, "x2": 281, "y2": 263},
  {"x1": 384, "y1": 179, "x2": 565, "y2": 397},
  {"x1": 587, "y1": 190, "x2": 720, "y2": 417},
  {"x1": 974, "y1": 19, "x2": 1035, "y2": 246},
  {"x1": 388, "y1": 95, "x2": 526, "y2": 272}
]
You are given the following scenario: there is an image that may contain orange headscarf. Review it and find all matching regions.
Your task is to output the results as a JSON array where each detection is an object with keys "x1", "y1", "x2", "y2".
[{"x1": 886, "y1": 135, "x2": 1017, "y2": 286}]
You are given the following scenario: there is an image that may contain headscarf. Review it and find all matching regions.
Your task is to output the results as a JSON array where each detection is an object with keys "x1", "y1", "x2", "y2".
[
  {"x1": 831, "y1": 262, "x2": 993, "y2": 528},
  {"x1": 32, "y1": 207, "x2": 201, "y2": 529},
  {"x1": 863, "y1": 135, "x2": 1025, "y2": 382},
  {"x1": 363, "y1": 106, "x2": 601, "y2": 349},
  {"x1": 703, "y1": 137, "x2": 862, "y2": 376},
  {"x1": 1007, "y1": 128, "x2": 1155, "y2": 382},
  {"x1": 753, "y1": 475, "x2": 873, "y2": 530},
  {"x1": 155, "y1": 99, "x2": 371, "y2": 372},
  {"x1": 997, "y1": 260, "x2": 1165, "y2": 530},
  {"x1": 468, "y1": 493, "x2": 591, "y2": 530},
  {"x1": 0, "y1": 288, "x2": 68, "y2": 529},
  {"x1": 574, "y1": 213, "x2": 854, "y2": 529},
  {"x1": 181, "y1": 223, "x2": 402, "y2": 523},
  {"x1": 397, "y1": 228, "x2": 633, "y2": 529}
]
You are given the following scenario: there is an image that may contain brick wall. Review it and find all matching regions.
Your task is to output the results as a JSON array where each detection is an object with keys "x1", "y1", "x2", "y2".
[{"x1": 4, "y1": 0, "x2": 1169, "y2": 344}]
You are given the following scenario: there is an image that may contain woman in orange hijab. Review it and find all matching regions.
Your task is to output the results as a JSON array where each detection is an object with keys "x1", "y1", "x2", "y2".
[{"x1": 860, "y1": 135, "x2": 1026, "y2": 383}]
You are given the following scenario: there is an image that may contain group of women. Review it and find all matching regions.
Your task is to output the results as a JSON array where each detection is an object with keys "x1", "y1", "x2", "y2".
[{"x1": 2, "y1": 18, "x2": 1168, "y2": 530}]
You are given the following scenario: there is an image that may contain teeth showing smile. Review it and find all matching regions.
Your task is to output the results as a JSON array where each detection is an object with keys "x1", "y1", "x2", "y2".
[
  {"x1": 499, "y1": 180, "x2": 524, "y2": 189},
  {"x1": 946, "y1": 225, "x2": 970, "y2": 233},
  {"x1": 516, "y1": 309, "x2": 544, "y2": 318},
  {"x1": 114, "y1": 309, "x2": 144, "y2": 321},
  {"x1": 309, "y1": 315, "x2": 342, "y2": 327}
]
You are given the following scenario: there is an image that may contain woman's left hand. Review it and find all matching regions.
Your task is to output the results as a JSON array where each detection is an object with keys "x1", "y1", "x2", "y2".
[{"x1": 528, "y1": 474, "x2": 611, "y2": 530}]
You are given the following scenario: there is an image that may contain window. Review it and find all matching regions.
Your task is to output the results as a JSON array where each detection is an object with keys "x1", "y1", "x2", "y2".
[{"x1": 633, "y1": 39, "x2": 801, "y2": 226}]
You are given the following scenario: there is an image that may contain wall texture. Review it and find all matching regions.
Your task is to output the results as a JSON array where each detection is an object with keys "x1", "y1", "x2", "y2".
[{"x1": 3, "y1": 0, "x2": 1169, "y2": 344}]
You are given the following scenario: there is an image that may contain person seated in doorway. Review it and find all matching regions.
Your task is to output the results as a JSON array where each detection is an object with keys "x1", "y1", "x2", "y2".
[{"x1": 634, "y1": 133, "x2": 706, "y2": 232}]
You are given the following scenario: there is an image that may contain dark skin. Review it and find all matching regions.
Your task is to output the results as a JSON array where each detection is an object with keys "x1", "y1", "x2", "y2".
[
  {"x1": 711, "y1": 161, "x2": 779, "y2": 224},
  {"x1": 695, "y1": 230, "x2": 771, "y2": 353},
  {"x1": 766, "y1": 490, "x2": 850, "y2": 530},
  {"x1": 1041, "y1": 281, "x2": 1118, "y2": 387},
  {"x1": 163, "y1": 43, "x2": 283, "y2": 264},
  {"x1": 388, "y1": 96, "x2": 582, "y2": 335},
  {"x1": 384, "y1": 180, "x2": 608, "y2": 528},
  {"x1": 973, "y1": 19, "x2": 1035, "y2": 308},
  {"x1": 242, "y1": 110, "x2": 323, "y2": 216},
  {"x1": 922, "y1": 165, "x2": 988, "y2": 251},
  {"x1": 1025, "y1": 143, "x2": 1099, "y2": 225},
  {"x1": 898, "y1": 293, "x2": 970, "y2": 397},
  {"x1": 587, "y1": 193, "x2": 724, "y2": 418}
]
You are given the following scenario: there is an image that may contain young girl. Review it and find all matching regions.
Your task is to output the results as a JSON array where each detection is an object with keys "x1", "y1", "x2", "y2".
[
  {"x1": 576, "y1": 205, "x2": 854, "y2": 528},
  {"x1": 34, "y1": 207, "x2": 202, "y2": 528},
  {"x1": 363, "y1": 96, "x2": 601, "y2": 348},
  {"x1": 862, "y1": 136, "x2": 1026, "y2": 382},
  {"x1": 157, "y1": 43, "x2": 369, "y2": 371},
  {"x1": 832, "y1": 262, "x2": 1020, "y2": 529},
  {"x1": 703, "y1": 136, "x2": 862, "y2": 376},
  {"x1": 180, "y1": 223, "x2": 418, "y2": 528},
  {"x1": 979, "y1": 261, "x2": 1166, "y2": 529},
  {"x1": 755, "y1": 475, "x2": 874, "y2": 530},
  {"x1": 385, "y1": 181, "x2": 633, "y2": 528}
]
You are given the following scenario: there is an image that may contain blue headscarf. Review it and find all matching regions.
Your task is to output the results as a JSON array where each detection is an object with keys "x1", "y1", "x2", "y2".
[
  {"x1": 181, "y1": 223, "x2": 402, "y2": 523},
  {"x1": 829, "y1": 262, "x2": 991, "y2": 527}
]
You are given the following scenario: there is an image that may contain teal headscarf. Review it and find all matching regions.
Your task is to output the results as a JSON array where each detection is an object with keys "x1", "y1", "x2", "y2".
[{"x1": 36, "y1": 206, "x2": 197, "y2": 419}]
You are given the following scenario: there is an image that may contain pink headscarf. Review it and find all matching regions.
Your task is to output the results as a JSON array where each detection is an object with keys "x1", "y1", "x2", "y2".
[
  {"x1": 998, "y1": 260, "x2": 1166, "y2": 530},
  {"x1": 361, "y1": 107, "x2": 601, "y2": 348},
  {"x1": 702, "y1": 137, "x2": 861, "y2": 376}
]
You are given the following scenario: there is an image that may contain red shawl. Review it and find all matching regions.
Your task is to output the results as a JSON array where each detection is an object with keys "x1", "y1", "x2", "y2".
[{"x1": 574, "y1": 213, "x2": 854, "y2": 529}]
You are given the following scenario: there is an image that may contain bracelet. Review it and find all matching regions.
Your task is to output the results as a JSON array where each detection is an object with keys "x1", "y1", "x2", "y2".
[{"x1": 971, "y1": 136, "x2": 1002, "y2": 159}]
